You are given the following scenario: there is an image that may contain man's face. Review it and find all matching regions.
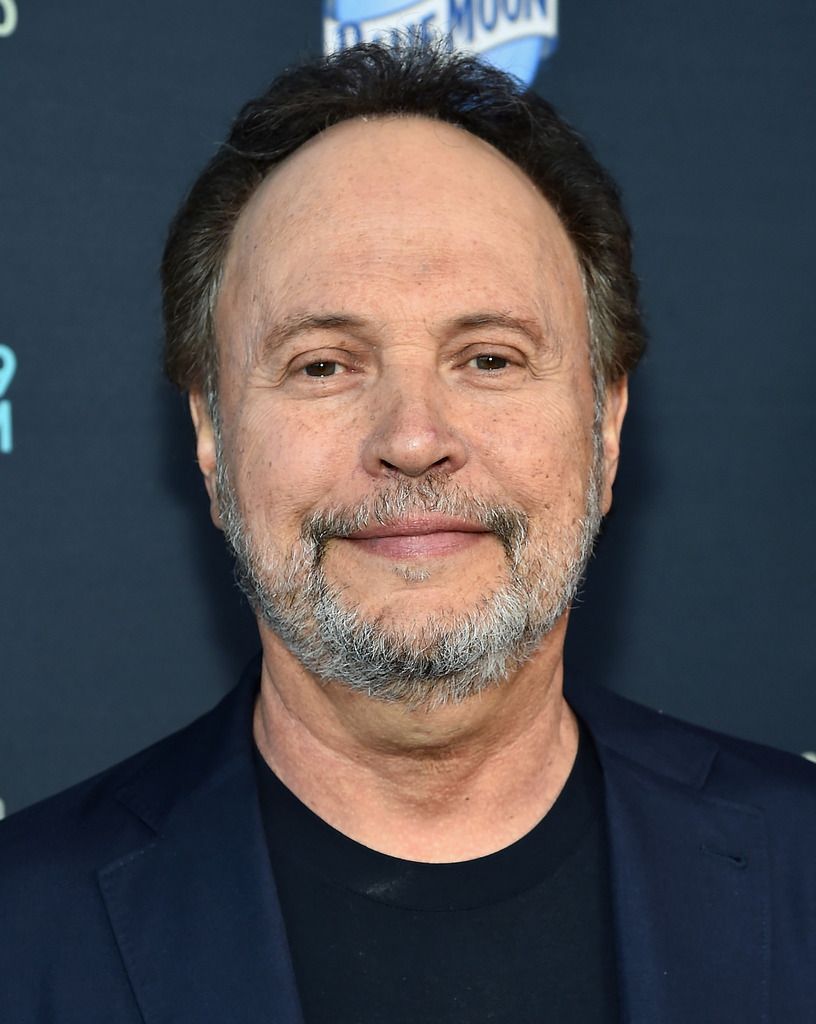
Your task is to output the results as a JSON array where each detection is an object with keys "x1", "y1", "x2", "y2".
[{"x1": 192, "y1": 116, "x2": 626, "y2": 705}]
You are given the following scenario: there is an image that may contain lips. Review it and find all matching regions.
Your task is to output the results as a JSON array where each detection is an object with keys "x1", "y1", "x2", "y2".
[
  {"x1": 343, "y1": 517, "x2": 491, "y2": 559},
  {"x1": 347, "y1": 517, "x2": 489, "y2": 540}
]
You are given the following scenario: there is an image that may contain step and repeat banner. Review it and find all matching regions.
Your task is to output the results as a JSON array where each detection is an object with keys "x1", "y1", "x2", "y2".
[{"x1": 1, "y1": 0, "x2": 814, "y2": 816}]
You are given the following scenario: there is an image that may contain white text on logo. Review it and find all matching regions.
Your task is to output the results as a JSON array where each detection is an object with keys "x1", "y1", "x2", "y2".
[{"x1": 324, "y1": 0, "x2": 557, "y2": 58}]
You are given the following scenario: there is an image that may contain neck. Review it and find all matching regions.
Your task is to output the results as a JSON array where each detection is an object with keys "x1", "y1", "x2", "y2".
[{"x1": 253, "y1": 620, "x2": 578, "y2": 862}]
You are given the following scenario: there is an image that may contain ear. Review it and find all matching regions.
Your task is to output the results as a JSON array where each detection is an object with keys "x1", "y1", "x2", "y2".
[
  {"x1": 189, "y1": 390, "x2": 223, "y2": 530},
  {"x1": 599, "y1": 376, "x2": 629, "y2": 515}
]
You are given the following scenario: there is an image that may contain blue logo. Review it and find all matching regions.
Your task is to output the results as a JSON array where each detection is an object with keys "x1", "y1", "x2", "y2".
[
  {"x1": 0, "y1": 345, "x2": 17, "y2": 454},
  {"x1": 324, "y1": 0, "x2": 558, "y2": 87}
]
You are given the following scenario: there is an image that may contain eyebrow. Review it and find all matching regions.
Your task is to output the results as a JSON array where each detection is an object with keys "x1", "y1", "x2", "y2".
[
  {"x1": 260, "y1": 313, "x2": 369, "y2": 355},
  {"x1": 258, "y1": 309, "x2": 550, "y2": 357},
  {"x1": 443, "y1": 311, "x2": 546, "y2": 347}
]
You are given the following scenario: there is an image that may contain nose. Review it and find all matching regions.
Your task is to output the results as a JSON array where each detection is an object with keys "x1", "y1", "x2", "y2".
[{"x1": 360, "y1": 369, "x2": 468, "y2": 479}]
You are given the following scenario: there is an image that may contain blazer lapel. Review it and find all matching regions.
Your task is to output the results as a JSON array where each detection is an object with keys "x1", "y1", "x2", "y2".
[
  {"x1": 97, "y1": 673, "x2": 304, "y2": 1024},
  {"x1": 571, "y1": 685, "x2": 770, "y2": 1024}
]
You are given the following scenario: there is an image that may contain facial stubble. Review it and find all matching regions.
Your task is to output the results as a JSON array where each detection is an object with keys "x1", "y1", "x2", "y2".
[{"x1": 214, "y1": 422, "x2": 604, "y2": 708}]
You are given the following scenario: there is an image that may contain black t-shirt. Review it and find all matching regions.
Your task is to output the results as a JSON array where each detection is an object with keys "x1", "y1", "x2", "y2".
[{"x1": 254, "y1": 721, "x2": 619, "y2": 1023}]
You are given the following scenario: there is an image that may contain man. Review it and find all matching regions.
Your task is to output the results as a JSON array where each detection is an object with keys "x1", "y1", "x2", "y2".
[{"x1": 1, "y1": 42, "x2": 814, "y2": 1023}]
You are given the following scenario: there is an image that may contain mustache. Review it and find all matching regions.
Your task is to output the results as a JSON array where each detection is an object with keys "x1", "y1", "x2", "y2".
[{"x1": 300, "y1": 475, "x2": 529, "y2": 564}]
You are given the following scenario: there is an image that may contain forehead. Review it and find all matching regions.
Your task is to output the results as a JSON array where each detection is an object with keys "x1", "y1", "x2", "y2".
[{"x1": 216, "y1": 116, "x2": 586, "y2": 347}]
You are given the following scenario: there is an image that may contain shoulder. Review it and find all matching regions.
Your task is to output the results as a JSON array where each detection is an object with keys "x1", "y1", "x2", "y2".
[
  {"x1": 0, "y1": 720, "x2": 181, "y2": 886},
  {"x1": 0, "y1": 677, "x2": 247, "y2": 884},
  {"x1": 569, "y1": 680, "x2": 816, "y2": 810},
  {"x1": 0, "y1": 671, "x2": 257, "y2": 1010}
]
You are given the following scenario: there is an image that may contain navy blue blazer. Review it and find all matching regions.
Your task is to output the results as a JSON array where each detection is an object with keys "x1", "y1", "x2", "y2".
[{"x1": 2, "y1": 662, "x2": 815, "y2": 1023}]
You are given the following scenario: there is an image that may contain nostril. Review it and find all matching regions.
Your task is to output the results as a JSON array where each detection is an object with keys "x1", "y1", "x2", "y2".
[{"x1": 380, "y1": 455, "x2": 450, "y2": 476}]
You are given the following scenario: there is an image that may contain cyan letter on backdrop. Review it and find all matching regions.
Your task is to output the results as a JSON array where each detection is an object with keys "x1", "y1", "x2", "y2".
[{"x1": 0, "y1": 345, "x2": 17, "y2": 454}]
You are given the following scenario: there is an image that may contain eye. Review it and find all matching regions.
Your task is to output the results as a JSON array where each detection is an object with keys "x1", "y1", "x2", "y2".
[
  {"x1": 471, "y1": 354, "x2": 508, "y2": 371},
  {"x1": 303, "y1": 360, "x2": 341, "y2": 377}
]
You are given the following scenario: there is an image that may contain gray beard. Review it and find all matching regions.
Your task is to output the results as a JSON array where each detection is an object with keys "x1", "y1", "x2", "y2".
[{"x1": 215, "y1": 434, "x2": 604, "y2": 709}]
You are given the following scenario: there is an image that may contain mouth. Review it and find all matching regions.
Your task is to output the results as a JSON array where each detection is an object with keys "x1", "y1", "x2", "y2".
[{"x1": 342, "y1": 517, "x2": 493, "y2": 559}]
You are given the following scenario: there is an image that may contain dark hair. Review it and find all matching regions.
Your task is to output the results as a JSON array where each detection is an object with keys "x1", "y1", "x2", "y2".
[{"x1": 162, "y1": 41, "x2": 645, "y2": 398}]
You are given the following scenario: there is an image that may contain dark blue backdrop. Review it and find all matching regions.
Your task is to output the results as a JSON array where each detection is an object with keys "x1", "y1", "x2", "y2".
[{"x1": 1, "y1": 0, "x2": 814, "y2": 816}]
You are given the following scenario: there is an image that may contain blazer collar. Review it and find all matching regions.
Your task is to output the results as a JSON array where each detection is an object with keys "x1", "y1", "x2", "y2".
[{"x1": 566, "y1": 678, "x2": 719, "y2": 788}]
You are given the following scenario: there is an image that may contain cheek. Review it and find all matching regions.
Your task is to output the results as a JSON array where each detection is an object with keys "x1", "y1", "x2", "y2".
[
  {"x1": 468, "y1": 395, "x2": 595, "y2": 511},
  {"x1": 229, "y1": 402, "x2": 358, "y2": 526}
]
